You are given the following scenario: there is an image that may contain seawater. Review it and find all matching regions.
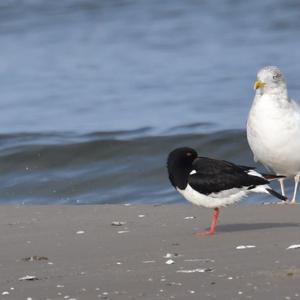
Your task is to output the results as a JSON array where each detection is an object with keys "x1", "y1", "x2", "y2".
[{"x1": 0, "y1": 0, "x2": 299, "y2": 203}]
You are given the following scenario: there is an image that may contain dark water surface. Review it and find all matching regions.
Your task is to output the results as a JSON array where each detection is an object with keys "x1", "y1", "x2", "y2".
[
  {"x1": 0, "y1": 0, "x2": 299, "y2": 203},
  {"x1": 0, "y1": 129, "x2": 294, "y2": 204}
]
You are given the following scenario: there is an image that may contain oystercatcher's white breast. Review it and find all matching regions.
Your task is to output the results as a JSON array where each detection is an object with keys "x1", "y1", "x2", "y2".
[{"x1": 177, "y1": 185, "x2": 247, "y2": 208}]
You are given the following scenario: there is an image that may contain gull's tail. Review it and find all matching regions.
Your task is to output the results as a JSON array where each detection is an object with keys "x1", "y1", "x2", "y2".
[
  {"x1": 261, "y1": 174, "x2": 286, "y2": 181},
  {"x1": 262, "y1": 174, "x2": 287, "y2": 200},
  {"x1": 266, "y1": 188, "x2": 287, "y2": 201},
  {"x1": 251, "y1": 185, "x2": 287, "y2": 201}
]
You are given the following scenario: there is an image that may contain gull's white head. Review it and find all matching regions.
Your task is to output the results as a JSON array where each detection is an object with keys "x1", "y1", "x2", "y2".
[{"x1": 254, "y1": 66, "x2": 287, "y2": 96}]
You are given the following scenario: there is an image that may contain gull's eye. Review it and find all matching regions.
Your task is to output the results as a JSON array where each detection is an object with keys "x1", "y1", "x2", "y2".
[{"x1": 273, "y1": 73, "x2": 281, "y2": 80}]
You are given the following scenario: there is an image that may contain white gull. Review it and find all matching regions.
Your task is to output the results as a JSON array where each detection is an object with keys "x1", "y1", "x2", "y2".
[{"x1": 247, "y1": 66, "x2": 300, "y2": 203}]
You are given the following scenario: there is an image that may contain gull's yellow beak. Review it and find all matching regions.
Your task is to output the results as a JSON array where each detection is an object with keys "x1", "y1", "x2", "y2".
[{"x1": 254, "y1": 80, "x2": 265, "y2": 90}]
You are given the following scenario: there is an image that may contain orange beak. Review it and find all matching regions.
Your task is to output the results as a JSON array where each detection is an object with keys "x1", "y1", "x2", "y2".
[{"x1": 254, "y1": 80, "x2": 265, "y2": 90}]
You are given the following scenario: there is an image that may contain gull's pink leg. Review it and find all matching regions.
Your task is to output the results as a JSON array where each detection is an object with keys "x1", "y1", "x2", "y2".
[{"x1": 195, "y1": 208, "x2": 219, "y2": 237}]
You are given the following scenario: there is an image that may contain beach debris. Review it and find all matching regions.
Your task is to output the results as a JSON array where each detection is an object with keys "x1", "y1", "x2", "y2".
[
  {"x1": 236, "y1": 245, "x2": 256, "y2": 250},
  {"x1": 138, "y1": 214, "x2": 145, "y2": 218},
  {"x1": 2, "y1": 291, "x2": 9, "y2": 295},
  {"x1": 184, "y1": 258, "x2": 215, "y2": 263},
  {"x1": 164, "y1": 253, "x2": 180, "y2": 265},
  {"x1": 165, "y1": 259, "x2": 175, "y2": 265},
  {"x1": 76, "y1": 230, "x2": 85, "y2": 234},
  {"x1": 18, "y1": 275, "x2": 38, "y2": 281},
  {"x1": 164, "y1": 253, "x2": 179, "y2": 258},
  {"x1": 287, "y1": 244, "x2": 300, "y2": 250},
  {"x1": 117, "y1": 230, "x2": 130, "y2": 234},
  {"x1": 177, "y1": 268, "x2": 214, "y2": 273},
  {"x1": 184, "y1": 216, "x2": 196, "y2": 220},
  {"x1": 111, "y1": 221, "x2": 126, "y2": 226},
  {"x1": 166, "y1": 282, "x2": 182, "y2": 286},
  {"x1": 22, "y1": 255, "x2": 48, "y2": 262},
  {"x1": 143, "y1": 260, "x2": 156, "y2": 264}
]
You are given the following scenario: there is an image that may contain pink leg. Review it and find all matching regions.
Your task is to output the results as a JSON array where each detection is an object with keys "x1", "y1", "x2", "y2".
[{"x1": 195, "y1": 208, "x2": 219, "y2": 237}]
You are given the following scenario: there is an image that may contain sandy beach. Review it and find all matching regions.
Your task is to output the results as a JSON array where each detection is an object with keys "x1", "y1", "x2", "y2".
[{"x1": 0, "y1": 204, "x2": 300, "y2": 299}]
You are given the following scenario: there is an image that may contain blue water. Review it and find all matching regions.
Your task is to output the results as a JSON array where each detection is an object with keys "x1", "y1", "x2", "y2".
[{"x1": 0, "y1": 0, "x2": 299, "y2": 203}]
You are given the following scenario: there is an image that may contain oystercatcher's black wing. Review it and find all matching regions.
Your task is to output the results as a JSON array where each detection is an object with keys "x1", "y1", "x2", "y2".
[{"x1": 188, "y1": 157, "x2": 268, "y2": 195}]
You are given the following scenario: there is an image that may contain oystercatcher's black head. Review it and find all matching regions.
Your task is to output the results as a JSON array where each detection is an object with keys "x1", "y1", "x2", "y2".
[{"x1": 167, "y1": 147, "x2": 198, "y2": 190}]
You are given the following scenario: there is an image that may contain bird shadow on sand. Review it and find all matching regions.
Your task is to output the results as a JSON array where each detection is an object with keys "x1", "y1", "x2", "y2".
[{"x1": 215, "y1": 222, "x2": 300, "y2": 233}]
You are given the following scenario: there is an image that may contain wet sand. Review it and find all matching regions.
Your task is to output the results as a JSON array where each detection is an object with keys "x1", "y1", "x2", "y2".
[{"x1": 0, "y1": 204, "x2": 300, "y2": 299}]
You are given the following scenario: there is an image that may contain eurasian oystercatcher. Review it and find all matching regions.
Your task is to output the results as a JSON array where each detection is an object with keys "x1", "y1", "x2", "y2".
[
  {"x1": 167, "y1": 147, "x2": 287, "y2": 236},
  {"x1": 247, "y1": 66, "x2": 300, "y2": 203}
]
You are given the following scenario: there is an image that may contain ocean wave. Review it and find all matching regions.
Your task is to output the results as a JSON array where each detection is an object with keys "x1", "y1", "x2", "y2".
[{"x1": 0, "y1": 129, "x2": 285, "y2": 204}]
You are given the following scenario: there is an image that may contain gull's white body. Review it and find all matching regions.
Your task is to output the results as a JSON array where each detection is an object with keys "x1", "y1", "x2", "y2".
[
  {"x1": 247, "y1": 66, "x2": 300, "y2": 202},
  {"x1": 247, "y1": 94, "x2": 300, "y2": 176}
]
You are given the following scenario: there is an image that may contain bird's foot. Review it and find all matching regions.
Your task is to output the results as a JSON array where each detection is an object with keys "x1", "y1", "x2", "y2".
[
  {"x1": 194, "y1": 230, "x2": 215, "y2": 237},
  {"x1": 289, "y1": 200, "x2": 297, "y2": 204}
]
